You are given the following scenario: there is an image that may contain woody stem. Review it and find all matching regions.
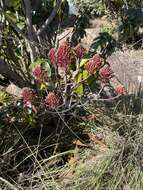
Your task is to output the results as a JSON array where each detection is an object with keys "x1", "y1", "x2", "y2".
[{"x1": 64, "y1": 73, "x2": 68, "y2": 108}]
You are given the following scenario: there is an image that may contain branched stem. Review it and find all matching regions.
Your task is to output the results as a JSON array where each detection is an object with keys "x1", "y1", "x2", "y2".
[
  {"x1": 24, "y1": 0, "x2": 37, "y2": 62},
  {"x1": 36, "y1": 0, "x2": 62, "y2": 36}
]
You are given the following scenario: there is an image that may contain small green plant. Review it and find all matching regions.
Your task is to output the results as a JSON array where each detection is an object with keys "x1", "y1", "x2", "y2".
[
  {"x1": 73, "y1": 0, "x2": 107, "y2": 16},
  {"x1": 0, "y1": 91, "x2": 10, "y2": 109},
  {"x1": 89, "y1": 32, "x2": 117, "y2": 57},
  {"x1": 118, "y1": 8, "x2": 143, "y2": 44},
  {"x1": 100, "y1": 22, "x2": 115, "y2": 35}
]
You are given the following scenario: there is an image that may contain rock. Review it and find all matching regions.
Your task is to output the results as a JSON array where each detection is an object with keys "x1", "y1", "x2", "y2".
[
  {"x1": 108, "y1": 50, "x2": 143, "y2": 95},
  {"x1": 0, "y1": 85, "x2": 4, "y2": 90},
  {"x1": 6, "y1": 83, "x2": 22, "y2": 98}
]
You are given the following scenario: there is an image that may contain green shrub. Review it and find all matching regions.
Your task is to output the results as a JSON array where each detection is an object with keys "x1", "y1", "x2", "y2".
[{"x1": 73, "y1": 0, "x2": 107, "y2": 16}]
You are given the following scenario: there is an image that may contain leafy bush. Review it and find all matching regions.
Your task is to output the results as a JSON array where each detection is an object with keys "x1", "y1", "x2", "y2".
[
  {"x1": 13, "y1": 41, "x2": 124, "y2": 127},
  {"x1": 0, "y1": 40, "x2": 124, "y2": 130},
  {"x1": 73, "y1": 0, "x2": 107, "y2": 16},
  {"x1": 103, "y1": 0, "x2": 143, "y2": 15},
  {"x1": 70, "y1": 14, "x2": 89, "y2": 46},
  {"x1": 100, "y1": 22, "x2": 115, "y2": 35},
  {"x1": 118, "y1": 8, "x2": 143, "y2": 44},
  {"x1": 73, "y1": 0, "x2": 142, "y2": 16},
  {"x1": 0, "y1": 91, "x2": 10, "y2": 109},
  {"x1": 89, "y1": 32, "x2": 117, "y2": 57}
]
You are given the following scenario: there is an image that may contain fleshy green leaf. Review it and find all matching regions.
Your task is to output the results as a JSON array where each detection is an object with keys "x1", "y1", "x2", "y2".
[
  {"x1": 40, "y1": 82, "x2": 48, "y2": 90},
  {"x1": 29, "y1": 59, "x2": 42, "y2": 70},
  {"x1": 29, "y1": 58, "x2": 51, "y2": 77},
  {"x1": 82, "y1": 70, "x2": 88, "y2": 79},
  {"x1": 80, "y1": 58, "x2": 89, "y2": 67},
  {"x1": 75, "y1": 83, "x2": 84, "y2": 96},
  {"x1": 41, "y1": 60, "x2": 51, "y2": 77},
  {"x1": 75, "y1": 72, "x2": 84, "y2": 96}
]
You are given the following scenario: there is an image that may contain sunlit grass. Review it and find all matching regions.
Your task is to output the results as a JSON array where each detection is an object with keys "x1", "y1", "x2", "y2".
[{"x1": 1, "y1": 100, "x2": 143, "y2": 189}]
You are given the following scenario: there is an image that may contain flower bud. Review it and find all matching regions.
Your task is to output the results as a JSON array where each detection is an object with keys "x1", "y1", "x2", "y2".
[
  {"x1": 48, "y1": 48, "x2": 56, "y2": 65},
  {"x1": 21, "y1": 88, "x2": 35, "y2": 103},
  {"x1": 45, "y1": 92, "x2": 59, "y2": 109},
  {"x1": 115, "y1": 85, "x2": 125, "y2": 95}
]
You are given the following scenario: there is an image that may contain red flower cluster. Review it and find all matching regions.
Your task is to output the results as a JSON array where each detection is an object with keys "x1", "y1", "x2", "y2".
[
  {"x1": 92, "y1": 54, "x2": 103, "y2": 68},
  {"x1": 48, "y1": 48, "x2": 56, "y2": 65},
  {"x1": 57, "y1": 43, "x2": 70, "y2": 71},
  {"x1": 45, "y1": 92, "x2": 59, "y2": 109},
  {"x1": 115, "y1": 85, "x2": 125, "y2": 95},
  {"x1": 99, "y1": 67, "x2": 113, "y2": 81},
  {"x1": 21, "y1": 88, "x2": 35, "y2": 103},
  {"x1": 84, "y1": 54, "x2": 103, "y2": 74},
  {"x1": 48, "y1": 42, "x2": 71, "y2": 72},
  {"x1": 32, "y1": 66, "x2": 46, "y2": 80},
  {"x1": 84, "y1": 61, "x2": 97, "y2": 74},
  {"x1": 74, "y1": 44, "x2": 86, "y2": 59}
]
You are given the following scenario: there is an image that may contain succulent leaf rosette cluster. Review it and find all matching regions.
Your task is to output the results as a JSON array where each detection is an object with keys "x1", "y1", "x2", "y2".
[{"x1": 21, "y1": 42, "x2": 125, "y2": 114}]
